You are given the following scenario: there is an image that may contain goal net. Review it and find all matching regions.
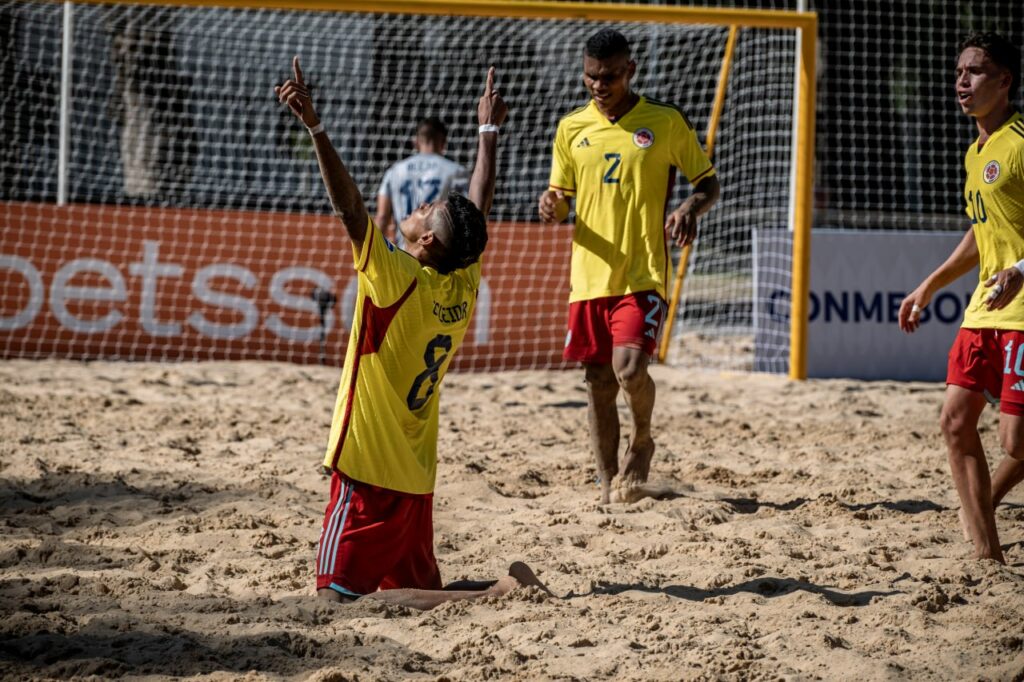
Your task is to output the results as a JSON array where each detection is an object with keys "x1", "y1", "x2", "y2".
[{"x1": 0, "y1": 0, "x2": 807, "y2": 372}]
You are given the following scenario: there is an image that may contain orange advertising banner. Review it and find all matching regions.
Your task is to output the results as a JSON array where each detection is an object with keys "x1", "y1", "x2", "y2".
[{"x1": 0, "y1": 201, "x2": 573, "y2": 371}]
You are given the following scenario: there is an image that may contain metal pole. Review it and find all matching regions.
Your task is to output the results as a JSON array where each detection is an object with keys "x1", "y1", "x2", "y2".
[
  {"x1": 788, "y1": 15, "x2": 816, "y2": 380},
  {"x1": 58, "y1": 1, "x2": 73, "y2": 206},
  {"x1": 786, "y1": 0, "x2": 805, "y2": 234}
]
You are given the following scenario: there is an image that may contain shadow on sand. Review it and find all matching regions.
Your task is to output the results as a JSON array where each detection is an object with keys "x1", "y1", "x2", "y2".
[
  {"x1": 720, "y1": 496, "x2": 948, "y2": 515},
  {"x1": 583, "y1": 576, "x2": 900, "y2": 607}
]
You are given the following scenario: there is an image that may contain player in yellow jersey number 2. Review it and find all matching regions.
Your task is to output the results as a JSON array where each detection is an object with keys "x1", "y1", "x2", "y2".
[
  {"x1": 899, "y1": 33, "x2": 1024, "y2": 564},
  {"x1": 278, "y1": 59, "x2": 551, "y2": 608},
  {"x1": 539, "y1": 29, "x2": 720, "y2": 504}
]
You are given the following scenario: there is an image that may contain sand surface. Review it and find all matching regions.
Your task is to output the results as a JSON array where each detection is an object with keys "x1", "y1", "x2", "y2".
[{"x1": 1, "y1": 359, "x2": 1022, "y2": 681}]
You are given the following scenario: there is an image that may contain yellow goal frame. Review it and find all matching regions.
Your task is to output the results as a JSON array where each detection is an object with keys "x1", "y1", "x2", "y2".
[{"x1": 71, "y1": 0, "x2": 817, "y2": 380}]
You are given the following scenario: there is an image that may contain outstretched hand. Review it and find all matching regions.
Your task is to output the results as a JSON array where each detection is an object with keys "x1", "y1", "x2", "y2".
[
  {"x1": 478, "y1": 66, "x2": 508, "y2": 128},
  {"x1": 275, "y1": 56, "x2": 319, "y2": 128}
]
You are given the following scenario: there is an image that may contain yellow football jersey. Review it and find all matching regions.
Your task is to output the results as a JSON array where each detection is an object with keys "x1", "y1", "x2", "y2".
[
  {"x1": 962, "y1": 112, "x2": 1024, "y2": 330},
  {"x1": 322, "y1": 217, "x2": 480, "y2": 495},
  {"x1": 549, "y1": 96, "x2": 715, "y2": 303}
]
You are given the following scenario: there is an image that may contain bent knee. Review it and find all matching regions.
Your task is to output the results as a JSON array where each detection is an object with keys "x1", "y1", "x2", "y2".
[
  {"x1": 584, "y1": 365, "x2": 618, "y2": 392},
  {"x1": 614, "y1": 364, "x2": 650, "y2": 393},
  {"x1": 939, "y1": 407, "x2": 977, "y2": 444},
  {"x1": 1000, "y1": 433, "x2": 1024, "y2": 460},
  {"x1": 612, "y1": 350, "x2": 650, "y2": 389},
  {"x1": 317, "y1": 587, "x2": 354, "y2": 604}
]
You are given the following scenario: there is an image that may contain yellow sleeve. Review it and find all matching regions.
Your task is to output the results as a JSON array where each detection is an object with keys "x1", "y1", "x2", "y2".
[
  {"x1": 1012, "y1": 141, "x2": 1024, "y2": 188},
  {"x1": 351, "y1": 216, "x2": 420, "y2": 303},
  {"x1": 548, "y1": 120, "x2": 576, "y2": 195},
  {"x1": 964, "y1": 150, "x2": 973, "y2": 219},
  {"x1": 671, "y1": 113, "x2": 715, "y2": 186}
]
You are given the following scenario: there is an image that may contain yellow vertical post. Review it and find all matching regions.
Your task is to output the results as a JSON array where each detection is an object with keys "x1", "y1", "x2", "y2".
[
  {"x1": 658, "y1": 24, "x2": 739, "y2": 363},
  {"x1": 787, "y1": 19, "x2": 816, "y2": 380}
]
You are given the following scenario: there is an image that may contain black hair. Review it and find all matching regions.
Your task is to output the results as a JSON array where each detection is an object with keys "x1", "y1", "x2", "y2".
[
  {"x1": 959, "y1": 32, "x2": 1021, "y2": 101},
  {"x1": 436, "y1": 193, "x2": 488, "y2": 274},
  {"x1": 416, "y1": 116, "x2": 448, "y2": 144},
  {"x1": 584, "y1": 28, "x2": 631, "y2": 61}
]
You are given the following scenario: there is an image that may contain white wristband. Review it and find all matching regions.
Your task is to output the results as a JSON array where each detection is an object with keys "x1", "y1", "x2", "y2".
[
  {"x1": 1015, "y1": 259, "x2": 1024, "y2": 276},
  {"x1": 307, "y1": 122, "x2": 325, "y2": 136},
  {"x1": 478, "y1": 124, "x2": 500, "y2": 134}
]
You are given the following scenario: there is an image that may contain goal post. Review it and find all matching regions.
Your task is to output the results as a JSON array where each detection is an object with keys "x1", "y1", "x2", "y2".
[{"x1": 1, "y1": 0, "x2": 816, "y2": 376}]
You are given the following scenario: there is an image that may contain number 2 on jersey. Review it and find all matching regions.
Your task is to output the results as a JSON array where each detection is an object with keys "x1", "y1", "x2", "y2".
[
  {"x1": 407, "y1": 334, "x2": 453, "y2": 410},
  {"x1": 603, "y1": 153, "x2": 622, "y2": 184}
]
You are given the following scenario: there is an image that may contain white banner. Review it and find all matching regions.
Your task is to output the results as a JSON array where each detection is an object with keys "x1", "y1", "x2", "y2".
[{"x1": 755, "y1": 229, "x2": 977, "y2": 381}]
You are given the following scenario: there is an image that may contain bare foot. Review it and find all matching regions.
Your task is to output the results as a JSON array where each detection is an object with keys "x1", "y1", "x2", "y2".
[
  {"x1": 973, "y1": 548, "x2": 1006, "y2": 564},
  {"x1": 599, "y1": 481, "x2": 611, "y2": 505},
  {"x1": 620, "y1": 436, "x2": 655, "y2": 483},
  {"x1": 487, "y1": 574, "x2": 522, "y2": 597},
  {"x1": 610, "y1": 481, "x2": 681, "y2": 504},
  {"x1": 487, "y1": 561, "x2": 555, "y2": 597},
  {"x1": 508, "y1": 561, "x2": 555, "y2": 596}
]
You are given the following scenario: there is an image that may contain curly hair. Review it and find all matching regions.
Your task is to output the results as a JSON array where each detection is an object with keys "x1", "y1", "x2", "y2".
[
  {"x1": 959, "y1": 32, "x2": 1021, "y2": 101},
  {"x1": 435, "y1": 193, "x2": 488, "y2": 274}
]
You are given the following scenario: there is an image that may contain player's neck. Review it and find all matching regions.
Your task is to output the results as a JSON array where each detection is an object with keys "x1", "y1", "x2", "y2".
[
  {"x1": 974, "y1": 103, "x2": 1014, "y2": 145},
  {"x1": 596, "y1": 92, "x2": 640, "y2": 121}
]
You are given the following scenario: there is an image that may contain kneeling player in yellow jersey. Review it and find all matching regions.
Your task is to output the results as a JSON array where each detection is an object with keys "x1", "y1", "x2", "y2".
[
  {"x1": 899, "y1": 33, "x2": 1024, "y2": 564},
  {"x1": 277, "y1": 60, "x2": 550, "y2": 608},
  {"x1": 539, "y1": 29, "x2": 720, "y2": 504}
]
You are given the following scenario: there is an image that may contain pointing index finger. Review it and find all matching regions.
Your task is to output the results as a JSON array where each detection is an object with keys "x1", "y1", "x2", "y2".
[
  {"x1": 293, "y1": 56, "x2": 304, "y2": 85},
  {"x1": 485, "y1": 66, "x2": 494, "y2": 96}
]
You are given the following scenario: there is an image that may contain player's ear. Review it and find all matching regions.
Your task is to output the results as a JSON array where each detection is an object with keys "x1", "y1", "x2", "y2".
[{"x1": 627, "y1": 59, "x2": 636, "y2": 80}]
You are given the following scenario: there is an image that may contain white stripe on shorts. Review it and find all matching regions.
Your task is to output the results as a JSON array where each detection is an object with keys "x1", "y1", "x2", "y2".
[
  {"x1": 317, "y1": 480, "x2": 347, "y2": 576},
  {"x1": 325, "y1": 482, "x2": 355, "y2": 577}
]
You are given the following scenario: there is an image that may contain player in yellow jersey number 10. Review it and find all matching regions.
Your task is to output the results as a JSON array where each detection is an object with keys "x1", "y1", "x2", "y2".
[{"x1": 899, "y1": 33, "x2": 1024, "y2": 564}]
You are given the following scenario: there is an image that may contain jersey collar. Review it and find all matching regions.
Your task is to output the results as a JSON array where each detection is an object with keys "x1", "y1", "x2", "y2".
[
  {"x1": 591, "y1": 94, "x2": 643, "y2": 125},
  {"x1": 974, "y1": 110, "x2": 1022, "y2": 153}
]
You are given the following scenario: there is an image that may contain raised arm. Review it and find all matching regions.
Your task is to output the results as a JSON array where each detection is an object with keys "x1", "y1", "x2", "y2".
[
  {"x1": 276, "y1": 56, "x2": 369, "y2": 244},
  {"x1": 468, "y1": 67, "x2": 508, "y2": 217},
  {"x1": 375, "y1": 193, "x2": 395, "y2": 241}
]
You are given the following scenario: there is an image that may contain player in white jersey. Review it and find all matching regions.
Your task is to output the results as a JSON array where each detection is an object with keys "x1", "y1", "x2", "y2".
[{"x1": 376, "y1": 117, "x2": 469, "y2": 248}]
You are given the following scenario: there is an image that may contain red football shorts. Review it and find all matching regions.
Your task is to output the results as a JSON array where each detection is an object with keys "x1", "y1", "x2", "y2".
[
  {"x1": 564, "y1": 291, "x2": 666, "y2": 364},
  {"x1": 315, "y1": 472, "x2": 441, "y2": 597},
  {"x1": 947, "y1": 327, "x2": 1024, "y2": 416}
]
